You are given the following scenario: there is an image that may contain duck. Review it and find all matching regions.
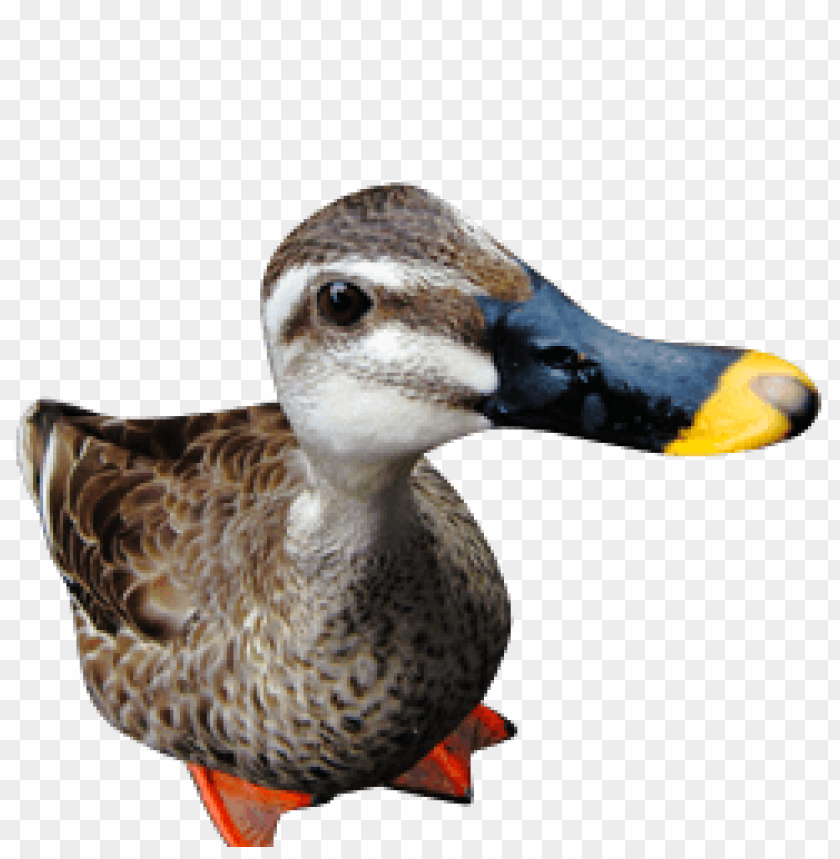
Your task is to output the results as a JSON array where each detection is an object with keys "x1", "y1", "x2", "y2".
[{"x1": 18, "y1": 184, "x2": 820, "y2": 846}]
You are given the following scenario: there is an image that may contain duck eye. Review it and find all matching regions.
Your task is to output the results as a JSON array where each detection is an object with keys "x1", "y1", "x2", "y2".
[{"x1": 317, "y1": 281, "x2": 373, "y2": 327}]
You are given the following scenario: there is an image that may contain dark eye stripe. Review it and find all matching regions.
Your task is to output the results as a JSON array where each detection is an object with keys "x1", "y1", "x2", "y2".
[{"x1": 317, "y1": 282, "x2": 373, "y2": 327}]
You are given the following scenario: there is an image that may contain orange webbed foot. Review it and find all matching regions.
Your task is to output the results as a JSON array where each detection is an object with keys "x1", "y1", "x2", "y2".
[
  {"x1": 188, "y1": 763, "x2": 318, "y2": 847},
  {"x1": 389, "y1": 703, "x2": 517, "y2": 803}
]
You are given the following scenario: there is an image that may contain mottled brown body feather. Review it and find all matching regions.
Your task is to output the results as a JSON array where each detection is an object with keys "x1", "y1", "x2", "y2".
[{"x1": 19, "y1": 399, "x2": 511, "y2": 796}]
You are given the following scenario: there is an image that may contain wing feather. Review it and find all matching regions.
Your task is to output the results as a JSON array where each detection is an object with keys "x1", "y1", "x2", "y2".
[{"x1": 18, "y1": 400, "x2": 293, "y2": 643}]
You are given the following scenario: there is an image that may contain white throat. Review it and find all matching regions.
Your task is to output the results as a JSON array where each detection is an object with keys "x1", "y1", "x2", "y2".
[{"x1": 285, "y1": 440, "x2": 418, "y2": 568}]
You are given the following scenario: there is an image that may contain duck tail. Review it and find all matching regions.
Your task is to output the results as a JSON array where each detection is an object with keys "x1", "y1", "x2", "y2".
[
  {"x1": 18, "y1": 399, "x2": 102, "y2": 562},
  {"x1": 18, "y1": 400, "x2": 54, "y2": 506},
  {"x1": 17, "y1": 399, "x2": 94, "y2": 506}
]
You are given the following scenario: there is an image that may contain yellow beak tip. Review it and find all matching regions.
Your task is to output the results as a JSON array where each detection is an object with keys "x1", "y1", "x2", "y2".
[
  {"x1": 750, "y1": 372, "x2": 820, "y2": 441},
  {"x1": 665, "y1": 352, "x2": 820, "y2": 456}
]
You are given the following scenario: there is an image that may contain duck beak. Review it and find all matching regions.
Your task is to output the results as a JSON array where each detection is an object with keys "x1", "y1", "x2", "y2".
[{"x1": 477, "y1": 261, "x2": 820, "y2": 455}]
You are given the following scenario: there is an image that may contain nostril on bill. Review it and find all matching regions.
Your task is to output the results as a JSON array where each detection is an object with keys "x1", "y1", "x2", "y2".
[{"x1": 749, "y1": 375, "x2": 820, "y2": 440}]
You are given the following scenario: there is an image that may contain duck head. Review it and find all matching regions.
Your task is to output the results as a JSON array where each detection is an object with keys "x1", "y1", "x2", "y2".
[{"x1": 261, "y1": 185, "x2": 819, "y2": 492}]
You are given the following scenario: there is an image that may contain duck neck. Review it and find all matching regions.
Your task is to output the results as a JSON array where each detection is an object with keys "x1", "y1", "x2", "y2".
[
  {"x1": 301, "y1": 443, "x2": 419, "y2": 500},
  {"x1": 287, "y1": 443, "x2": 420, "y2": 565}
]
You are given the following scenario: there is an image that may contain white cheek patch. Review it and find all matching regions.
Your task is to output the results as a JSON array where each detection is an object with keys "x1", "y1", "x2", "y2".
[
  {"x1": 358, "y1": 325, "x2": 498, "y2": 395},
  {"x1": 286, "y1": 371, "x2": 491, "y2": 464}
]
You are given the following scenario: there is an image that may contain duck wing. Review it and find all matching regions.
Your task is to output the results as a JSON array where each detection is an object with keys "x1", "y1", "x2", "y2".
[{"x1": 18, "y1": 400, "x2": 293, "y2": 642}]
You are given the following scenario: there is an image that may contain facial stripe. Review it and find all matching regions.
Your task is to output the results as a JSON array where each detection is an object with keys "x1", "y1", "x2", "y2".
[
  {"x1": 357, "y1": 325, "x2": 498, "y2": 397},
  {"x1": 305, "y1": 258, "x2": 436, "y2": 294},
  {"x1": 263, "y1": 259, "x2": 437, "y2": 344},
  {"x1": 264, "y1": 258, "x2": 493, "y2": 351},
  {"x1": 264, "y1": 256, "x2": 476, "y2": 325},
  {"x1": 375, "y1": 287, "x2": 487, "y2": 348},
  {"x1": 262, "y1": 262, "x2": 319, "y2": 342}
]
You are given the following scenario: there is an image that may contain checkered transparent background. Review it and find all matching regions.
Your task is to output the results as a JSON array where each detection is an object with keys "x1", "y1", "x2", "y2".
[{"x1": 1, "y1": 3, "x2": 838, "y2": 856}]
